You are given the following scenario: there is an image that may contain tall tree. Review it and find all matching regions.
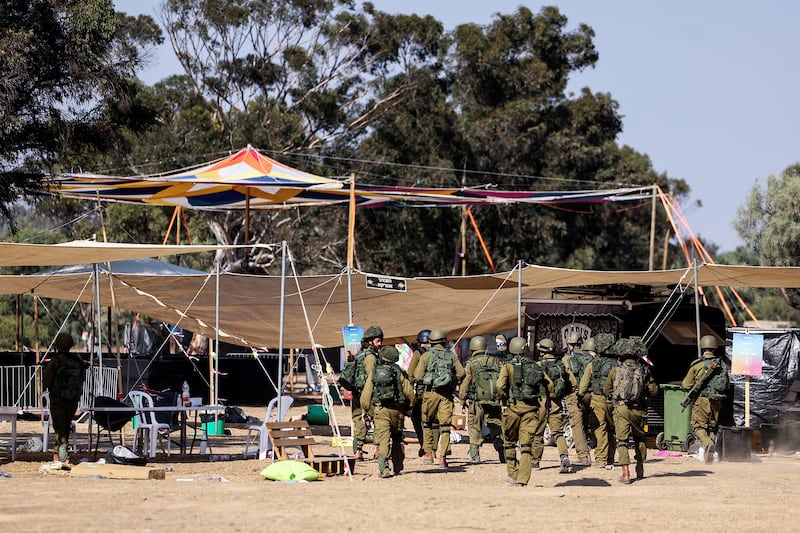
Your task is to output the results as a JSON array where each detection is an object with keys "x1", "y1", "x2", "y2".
[{"x1": 0, "y1": 0, "x2": 163, "y2": 230}]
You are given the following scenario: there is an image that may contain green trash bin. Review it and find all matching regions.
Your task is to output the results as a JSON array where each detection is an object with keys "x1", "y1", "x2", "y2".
[{"x1": 657, "y1": 383, "x2": 695, "y2": 452}]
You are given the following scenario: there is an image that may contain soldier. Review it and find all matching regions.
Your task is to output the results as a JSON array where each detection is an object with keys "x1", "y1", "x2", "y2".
[
  {"x1": 495, "y1": 334, "x2": 509, "y2": 359},
  {"x1": 532, "y1": 338, "x2": 572, "y2": 473},
  {"x1": 578, "y1": 332, "x2": 618, "y2": 469},
  {"x1": 361, "y1": 345, "x2": 416, "y2": 477},
  {"x1": 407, "y1": 329, "x2": 431, "y2": 458},
  {"x1": 413, "y1": 329, "x2": 465, "y2": 468},
  {"x1": 604, "y1": 339, "x2": 658, "y2": 483},
  {"x1": 459, "y1": 335, "x2": 504, "y2": 463},
  {"x1": 681, "y1": 335, "x2": 730, "y2": 463},
  {"x1": 350, "y1": 326, "x2": 382, "y2": 460},
  {"x1": 42, "y1": 332, "x2": 87, "y2": 464},
  {"x1": 561, "y1": 332, "x2": 593, "y2": 466}
]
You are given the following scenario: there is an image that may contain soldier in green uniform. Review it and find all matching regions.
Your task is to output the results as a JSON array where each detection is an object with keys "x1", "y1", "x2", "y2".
[
  {"x1": 561, "y1": 332, "x2": 593, "y2": 466},
  {"x1": 496, "y1": 336, "x2": 553, "y2": 486},
  {"x1": 361, "y1": 345, "x2": 416, "y2": 477},
  {"x1": 604, "y1": 338, "x2": 658, "y2": 483},
  {"x1": 458, "y1": 336, "x2": 504, "y2": 463},
  {"x1": 42, "y1": 332, "x2": 86, "y2": 464},
  {"x1": 350, "y1": 326, "x2": 381, "y2": 460},
  {"x1": 406, "y1": 329, "x2": 431, "y2": 458},
  {"x1": 681, "y1": 335, "x2": 730, "y2": 463},
  {"x1": 413, "y1": 329, "x2": 465, "y2": 469},
  {"x1": 578, "y1": 332, "x2": 618, "y2": 469},
  {"x1": 532, "y1": 338, "x2": 572, "y2": 473}
]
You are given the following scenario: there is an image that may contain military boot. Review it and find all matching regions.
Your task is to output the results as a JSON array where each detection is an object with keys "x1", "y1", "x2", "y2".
[
  {"x1": 618, "y1": 464, "x2": 631, "y2": 484},
  {"x1": 559, "y1": 454, "x2": 572, "y2": 474},
  {"x1": 635, "y1": 460, "x2": 644, "y2": 480},
  {"x1": 354, "y1": 444, "x2": 365, "y2": 461},
  {"x1": 469, "y1": 444, "x2": 481, "y2": 463},
  {"x1": 422, "y1": 452, "x2": 434, "y2": 465},
  {"x1": 378, "y1": 456, "x2": 391, "y2": 478}
]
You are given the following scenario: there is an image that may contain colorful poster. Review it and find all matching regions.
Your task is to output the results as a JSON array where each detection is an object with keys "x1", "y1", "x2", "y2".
[{"x1": 731, "y1": 332, "x2": 763, "y2": 376}]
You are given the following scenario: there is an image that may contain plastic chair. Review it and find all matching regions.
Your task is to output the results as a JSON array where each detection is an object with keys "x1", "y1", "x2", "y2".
[
  {"x1": 41, "y1": 390, "x2": 78, "y2": 454},
  {"x1": 243, "y1": 395, "x2": 294, "y2": 460},
  {"x1": 128, "y1": 390, "x2": 172, "y2": 458}
]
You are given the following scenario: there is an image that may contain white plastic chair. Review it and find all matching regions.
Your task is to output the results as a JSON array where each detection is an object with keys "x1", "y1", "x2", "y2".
[
  {"x1": 128, "y1": 391, "x2": 172, "y2": 458},
  {"x1": 243, "y1": 395, "x2": 294, "y2": 460},
  {"x1": 41, "y1": 391, "x2": 77, "y2": 453}
]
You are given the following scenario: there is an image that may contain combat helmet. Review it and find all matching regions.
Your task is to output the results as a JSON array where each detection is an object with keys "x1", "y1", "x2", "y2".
[
  {"x1": 428, "y1": 329, "x2": 447, "y2": 344},
  {"x1": 469, "y1": 336, "x2": 487, "y2": 351},
  {"x1": 582, "y1": 337, "x2": 596, "y2": 352},
  {"x1": 508, "y1": 336, "x2": 527, "y2": 355},
  {"x1": 363, "y1": 325, "x2": 384, "y2": 341},
  {"x1": 379, "y1": 345, "x2": 400, "y2": 363},
  {"x1": 699, "y1": 335, "x2": 718, "y2": 350},
  {"x1": 417, "y1": 329, "x2": 431, "y2": 344},
  {"x1": 567, "y1": 331, "x2": 582, "y2": 345},
  {"x1": 593, "y1": 333, "x2": 615, "y2": 355},
  {"x1": 536, "y1": 338, "x2": 555, "y2": 353},
  {"x1": 54, "y1": 332, "x2": 75, "y2": 351}
]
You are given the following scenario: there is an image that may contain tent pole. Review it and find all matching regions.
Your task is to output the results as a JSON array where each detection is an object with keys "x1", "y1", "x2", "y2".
[
  {"x1": 277, "y1": 241, "x2": 287, "y2": 417},
  {"x1": 245, "y1": 188, "x2": 250, "y2": 245},
  {"x1": 94, "y1": 263, "x2": 103, "y2": 371},
  {"x1": 346, "y1": 174, "x2": 356, "y2": 325},
  {"x1": 517, "y1": 260, "x2": 523, "y2": 336},
  {"x1": 649, "y1": 184, "x2": 657, "y2": 271},
  {"x1": 693, "y1": 255, "x2": 702, "y2": 359},
  {"x1": 213, "y1": 262, "x2": 220, "y2": 409}
]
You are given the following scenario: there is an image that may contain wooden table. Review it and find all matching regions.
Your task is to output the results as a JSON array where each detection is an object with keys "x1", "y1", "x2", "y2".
[{"x1": 0, "y1": 406, "x2": 18, "y2": 462}]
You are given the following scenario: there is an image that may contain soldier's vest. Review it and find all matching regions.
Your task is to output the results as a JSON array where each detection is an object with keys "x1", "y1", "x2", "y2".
[
  {"x1": 470, "y1": 354, "x2": 501, "y2": 404},
  {"x1": 700, "y1": 358, "x2": 729, "y2": 400},
  {"x1": 590, "y1": 356, "x2": 617, "y2": 395},
  {"x1": 423, "y1": 347, "x2": 456, "y2": 392},
  {"x1": 566, "y1": 350, "x2": 593, "y2": 382},
  {"x1": 52, "y1": 354, "x2": 86, "y2": 401},
  {"x1": 539, "y1": 356, "x2": 568, "y2": 400},
  {"x1": 372, "y1": 363, "x2": 403, "y2": 405},
  {"x1": 510, "y1": 357, "x2": 547, "y2": 402}
]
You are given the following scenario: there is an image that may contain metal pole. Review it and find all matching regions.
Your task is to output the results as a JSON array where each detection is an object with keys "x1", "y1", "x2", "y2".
[
  {"x1": 649, "y1": 184, "x2": 657, "y2": 271},
  {"x1": 346, "y1": 174, "x2": 356, "y2": 325},
  {"x1": 693, "y1": 255, "x2": 702, "y2": 359},
  {"x1": 214, "y1": 262, "x2": 220, "y2": 408},
  {"x1": 277, "y1": 241, "x2": 287, "y2": 417},
  {"x1": 517, "y1": 260, "x2": 523, "y2": 336}
]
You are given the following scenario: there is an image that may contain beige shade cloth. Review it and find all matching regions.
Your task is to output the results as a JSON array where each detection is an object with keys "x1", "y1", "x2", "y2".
[{"x1": 1, "y1": 259, "x2": 798, "y2": 349}]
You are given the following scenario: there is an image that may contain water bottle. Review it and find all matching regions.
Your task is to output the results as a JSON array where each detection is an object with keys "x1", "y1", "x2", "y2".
[
  {"x1": 181, "y1": 381, "x2": 190, "y2": 407},
  {"x1": 199, "y1": 431, "x2": 208, "y2": 454},
  {"x1": 209, "y1": 454, "x2": 230, "y2": 462}
]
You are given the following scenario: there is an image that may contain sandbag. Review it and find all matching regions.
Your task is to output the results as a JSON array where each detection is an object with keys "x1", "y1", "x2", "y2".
[{"x1": 259, "y1": 460, "x2": 320, "y2": 482}]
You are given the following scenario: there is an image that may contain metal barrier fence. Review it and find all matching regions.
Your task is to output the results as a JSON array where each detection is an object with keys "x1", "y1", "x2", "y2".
[{"x1": 0, "y1": 365, "x2": 118, "y2": 408}]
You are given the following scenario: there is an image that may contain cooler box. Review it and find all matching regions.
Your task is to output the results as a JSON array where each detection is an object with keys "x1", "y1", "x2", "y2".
[{"x1": 716, "y1": 426, "x2": 753, "y2": 461}]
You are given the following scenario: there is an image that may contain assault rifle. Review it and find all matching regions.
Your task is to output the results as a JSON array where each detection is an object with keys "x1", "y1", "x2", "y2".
[{"x1": 680, "y1": 359, "x2": 719, "y2": 411}]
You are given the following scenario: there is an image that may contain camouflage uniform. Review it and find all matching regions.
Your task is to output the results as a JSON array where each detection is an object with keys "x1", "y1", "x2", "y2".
[
  {"x1": 532, "y1": 351, "x2": 571, "y2": 472},
  {"x1": 458, "y1": 350, "x2": 504, "y2": 463},
  {"x1": 42, "y1": 333, "x2": 85, "y2": 463},
  {"x1": 681, "y1": 350, "x2": 730, "y2": 454},
  {"x1": 407, "y1": 342, "x2": 429, "y2": 457},
  {"x1": 578, "y1": 354, "x2": 618, "y2": 467},
  {"x1": 561, "y1": 347, "x2": 592, "y2": 465},
  {"x1": 351, "y1": 346, "x2": 378, "y2": 456}
]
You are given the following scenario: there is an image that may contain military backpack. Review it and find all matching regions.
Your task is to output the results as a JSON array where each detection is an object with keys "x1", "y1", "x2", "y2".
[
  {"x1": 52, "y1": 354, "x2": 86, "y2": 401},
  {"x1": 539, "y1": 357, "x2": 569, "y2": 399},
  {"x1": 372, "y1": 363, "x2": 403, "y2": 404},
  {"x1": 566, "y1": 350, "x2": 593, "y2": 382},
  {"x1": 701, "y1": 358, "x2": 729, "y2": 400},
  {"x1": 590, "y1": 356, "x2": 618, "y2": 395},
  {"x1": 612, "y1": 362, "x2": 646, "y2": 402},
  {"x1": 338, "y1": 348, "x2": 374, "y2": 392},
  {"x1": 471, "y1": 357, "x2": 501, "y2": 404},
  {"x1": 510, "y1": 358, "x2": 547, "y2": 402},
  {"x1": 423, "y1": 347, "x2": 456, "y2": 392}
]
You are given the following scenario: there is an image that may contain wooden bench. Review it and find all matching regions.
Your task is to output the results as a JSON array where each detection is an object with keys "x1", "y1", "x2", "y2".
[{"x1": 266, "y1": 420, "x2": 355, "y2": 477}]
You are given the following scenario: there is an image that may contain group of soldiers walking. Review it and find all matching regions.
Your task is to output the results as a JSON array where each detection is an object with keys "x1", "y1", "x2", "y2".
[{"x1": 342, "y1": 325, "x2": 730, "y2": 485}]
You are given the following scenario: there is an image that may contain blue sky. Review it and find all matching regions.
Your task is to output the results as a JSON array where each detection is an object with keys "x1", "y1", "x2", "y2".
[{"x1": 115, "y1": 1, "x2": 800, "y2": 254}]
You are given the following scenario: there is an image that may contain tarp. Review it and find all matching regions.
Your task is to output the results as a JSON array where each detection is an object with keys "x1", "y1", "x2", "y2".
[
  {"x1": 2, "y1": 257, "x2": 799, "y2": 349},
  {"x1": 50, "y1": 146, "x2": 655, "y2": 209}
]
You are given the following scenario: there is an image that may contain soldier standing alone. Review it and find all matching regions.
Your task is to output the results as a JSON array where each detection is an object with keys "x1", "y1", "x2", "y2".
[
  {"x1": 43, "y1": 332, "x2": 86, "y2": 465},
  {"x1": 459, "y1": 336, "x2": 504, "y2": 463},
  {"x1": 681, "y1": 335, "x2": 730, "y2": 463},
  {"x1": 496, "y1": 336, "x2": 552, "y2": 486}
]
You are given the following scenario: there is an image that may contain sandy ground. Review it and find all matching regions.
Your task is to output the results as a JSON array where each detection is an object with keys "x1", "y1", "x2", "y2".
[{"x1": 1, "y1": 396, "x2": 799, "y2": 533}]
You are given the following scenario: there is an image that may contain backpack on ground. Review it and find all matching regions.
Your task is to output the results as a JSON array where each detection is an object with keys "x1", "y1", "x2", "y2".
[
  {"x1": 52, "y1": 354, "x2": 86, "y2": 401},
  {"x1": 472, "y1": 359, "x2": 501, "y2": 404},
  {"x1": 612, "y1": 362, "x2": 646, "y2": 402},
  {"x1": 567, "y1": 350, "x2": 593, "y2": 381},
  {"x1": 590, "y1": 356, "x2": 617, "y2": 395},
  {"x1": 510, "y1": 358, "x2": 547, "y2": 402},
  {"x1": 372, "y1": 364, "x2": 403, "y2": 404},
  {"x1": 539, "y1": 357, "x2": 569, "y2": 399},
  {"x1": 702, "y1": 358, "x2": 729, "y2": 400},
  {"x1": 423, "y1": 347, "x2": 456, "y2": 391}
]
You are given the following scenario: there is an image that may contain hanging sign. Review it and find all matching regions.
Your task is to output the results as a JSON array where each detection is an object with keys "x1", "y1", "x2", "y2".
[
  {"x1": 731, "y1": 332, "x2": 764, "y2": 376},
  {"x1": 365, "y1": 274, "x2": 407, "y2": 292}
]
